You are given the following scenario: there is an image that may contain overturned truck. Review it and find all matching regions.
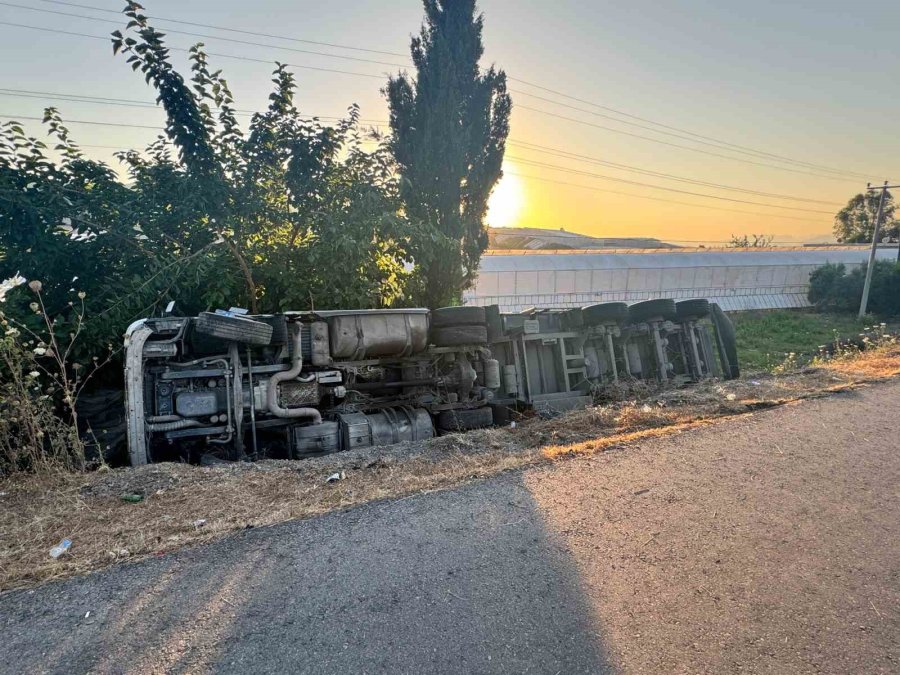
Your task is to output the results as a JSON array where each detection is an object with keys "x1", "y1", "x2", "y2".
[{"x1": 124, "y1": 299, "x2": 738, "y2": 466}]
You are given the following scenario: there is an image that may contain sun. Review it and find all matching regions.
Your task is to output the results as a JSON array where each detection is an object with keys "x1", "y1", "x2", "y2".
[{"x1": 487, "y1": 168, "x2": 525, "y2": 228}]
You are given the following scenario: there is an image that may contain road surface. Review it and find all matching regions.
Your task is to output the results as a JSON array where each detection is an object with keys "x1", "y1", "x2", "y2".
[{"x1": 2, "y1": 381, "x2": 900, "y2": 674}]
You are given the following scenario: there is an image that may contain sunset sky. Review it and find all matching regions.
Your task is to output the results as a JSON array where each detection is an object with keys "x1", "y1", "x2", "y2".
[{"x1": 2, "y1": 0, "x2": 898, "y2": 244}]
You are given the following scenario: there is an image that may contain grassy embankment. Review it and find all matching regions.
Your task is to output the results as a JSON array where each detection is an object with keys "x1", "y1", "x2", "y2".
[{"x1": 732, "y1": 310, "x2": 874, "y2": 372}]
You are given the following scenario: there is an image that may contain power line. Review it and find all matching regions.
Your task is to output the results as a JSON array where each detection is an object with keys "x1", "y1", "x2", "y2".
[
  {"x1": 0, "y1": 21, "x2": 387, "y2": 79},
  {"x1": 6, "y1": 2, "x2": 885, "y2": 185},
  {"x1": 506, "y1": 155, "x2": 835, "y2": 214},
  {"x1": 36, "y1": 0, "x2": 410, "y2": 58},
  {"x1": 506, "y1": 171, "x2": 830, "y2": 224},
  {"x1": 0, "y1": 111, "x2": 833, "y2": 214},
  {"x1": 509, "y1": 77, "x2": 884, "y2": 181},
  {"x1": 0, "y1": 88, "x2": 390, "y2": 124},
  {"x1": 0, "y1": 2, "x2": 408, "y2": 68},
  {"x1": 508, "y1": 139, "x2": 842, "y2": 205},
  {"x1": 0, "y1": 113, "x2": 160, "y2": 129},
  {"x1": 515, "y1": 104, "x2": 864, "y2": 183},
  {"x1": 509, "y1": 87, "x2": 871, "y2": 181},
  {"x1": 6, "y1": 86, "x2": 837, "y2": 207},
  {"x1": 27, "y1": 0, "x2": 884, "y2": 186}
]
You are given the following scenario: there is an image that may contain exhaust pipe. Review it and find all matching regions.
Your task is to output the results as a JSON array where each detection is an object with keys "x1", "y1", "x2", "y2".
[{"x1": 266, "y1": 323, "x2": 322, "y2": 424}]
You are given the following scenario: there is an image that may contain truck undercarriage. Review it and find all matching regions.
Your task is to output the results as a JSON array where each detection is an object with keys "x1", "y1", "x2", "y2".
[{"x1": 124, "y1": 300, "x2": 738, "y2": 466}]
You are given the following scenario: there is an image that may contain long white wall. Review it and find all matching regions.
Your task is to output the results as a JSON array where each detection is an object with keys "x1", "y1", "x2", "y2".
[{"x1": 464, "y1": 246, "x2": 897, "y2": 312}]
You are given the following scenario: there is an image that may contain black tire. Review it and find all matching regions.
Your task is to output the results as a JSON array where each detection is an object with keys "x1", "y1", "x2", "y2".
[
  {"x1": 437, "y1": 406, "x2": 495, "y2": 432},
  {"x1": 675, "y1": 299, "x2": 710, "y2": 321},
  {"x1": 710, "y1": 303, "x2": 740, "y2": 380},
  {"x1": 430, "y1": 324, "x2": 488, "y2": 347},
  {"x1": 484, "y1": 304, "x2": 504, "y2": 341},
  {"x1": 252, "y1": 314, "x2": 288, "y2": 345},
  {"x1": 582, "y1": 302, "x2": 628, "y2": 325},
  {"x1": 562, "y1": 307, "x2": 585, "y2": 330},
  {"x1": 627, "y1": 299, "x2": 677, "y2": 324},
  {"x1": 430, "y1": 306, "x2": 486, "y2": 328},
  {"x1": 194, "y1": 312, "x2": 274, "y2": 346}
]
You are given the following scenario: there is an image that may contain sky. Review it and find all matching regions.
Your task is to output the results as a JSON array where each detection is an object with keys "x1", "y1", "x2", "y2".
[{"x1": 1, "y1": 0, "x2": 898, "y2": 245}]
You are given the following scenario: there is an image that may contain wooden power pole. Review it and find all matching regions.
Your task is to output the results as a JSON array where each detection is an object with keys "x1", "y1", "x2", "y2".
[{"x1": 858, "y1": 181, "x2": 900, "y2": 319}]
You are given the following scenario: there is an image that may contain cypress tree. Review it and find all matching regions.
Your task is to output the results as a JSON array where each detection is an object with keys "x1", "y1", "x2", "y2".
[{"x1": 387, "y1": 0, "x2": 512, "y2": 307}]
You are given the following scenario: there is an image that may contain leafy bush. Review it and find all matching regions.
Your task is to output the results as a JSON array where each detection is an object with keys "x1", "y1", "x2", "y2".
[
  {"x1": 0, "y1": 3, "x2": 449, "y2": 369},
  {"x1": 808, "y1": 261, "x2": 900, "y2": 316}
]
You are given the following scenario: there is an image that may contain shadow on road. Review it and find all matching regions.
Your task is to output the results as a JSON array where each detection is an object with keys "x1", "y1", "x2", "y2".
[{"x1": 1, "y1": 473, "x2": 613, "y2": 674}]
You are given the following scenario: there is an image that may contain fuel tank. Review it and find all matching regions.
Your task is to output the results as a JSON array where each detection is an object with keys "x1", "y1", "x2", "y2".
[{"x1": 317, "y1": 309, "x2": 429, "y2": 359}]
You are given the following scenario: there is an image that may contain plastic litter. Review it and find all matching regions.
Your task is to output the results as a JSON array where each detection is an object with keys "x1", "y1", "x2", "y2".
[
  {"x1": 49, "y1": 539, "x2": 72, "y2": 559},
  {"x1": 326, "y1": 471, "x2": 346, "y2": 484},
  {"x1": 121, "y1": 493, "x2": 143, "y2": 503},
  {"x1": 192, "y1": 519, "x2": 207, "y2": 529}
]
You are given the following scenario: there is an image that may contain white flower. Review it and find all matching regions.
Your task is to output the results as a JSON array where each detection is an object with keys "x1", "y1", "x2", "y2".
[
  {"x1": 28, "y1": 371, "x2": 40, "y2": 379},
  {"x1": 0, "y1": 274, "x2": 26, "y2": 303},
  {"x1": 33, "y1": 347, "x2": 46, "y2": 356}
]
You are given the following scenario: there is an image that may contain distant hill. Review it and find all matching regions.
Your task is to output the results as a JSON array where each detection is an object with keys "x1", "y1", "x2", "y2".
[{"x1": 488, "y1": 227, "x2": 678, "y2": 250}]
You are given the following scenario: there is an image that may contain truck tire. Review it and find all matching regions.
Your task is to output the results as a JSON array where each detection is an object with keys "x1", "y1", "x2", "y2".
[
  {"x1": 627, "y1": 299, "x2": 677, "y2": 324},
  {"x1": 437, "y1": 406, "x2": 495, "y2": 432},
  {"x1": 484, "y1": 304, "x2": 504, "y2": 341},
  {"x1": 582, "y1": 302, "x2": 628, "y2": 325},
  {"x1": 194, "y1": 312, "x2": 274, "y2": 346},
  {"x1": 675, "y1": 299, "x2": 710, "y2": 321},
  {"x1": 430, "y1": 324, "x2": 488, "y2": 347},
  {"x1": 562, "y1": 307, "x2": 584, "y2": 330},
  {"x1": 431, "y1": 306, "x2": 487, "y2": 328},
  {"x1": 710, "y1": 303, "x2": 740, "y2": 380}
]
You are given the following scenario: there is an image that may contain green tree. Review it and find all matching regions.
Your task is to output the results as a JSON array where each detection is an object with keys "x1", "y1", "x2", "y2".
[
  {"x1": 833, "y1": 190, "x2": 898, "y2": 243},
  {"x1": 0, "y1": 2, "x2": 422, "y2": 365},
  {"x1": 386, "y1": 0, "x2": 512, "y2": 308}
]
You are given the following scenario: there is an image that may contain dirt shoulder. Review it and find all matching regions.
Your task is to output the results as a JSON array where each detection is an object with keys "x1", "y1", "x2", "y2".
[{"x1": 2, "y1": 345, "x2": 900, "y2": 592}]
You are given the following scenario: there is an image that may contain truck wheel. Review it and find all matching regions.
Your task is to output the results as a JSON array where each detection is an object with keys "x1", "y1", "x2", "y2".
[
  {"x1": 484, "y1": 304, "x2": 504, "y2": 341},
  {"x1": 437, "y1": 406, "x2": 494, "y2": 432},
  {"x1": 431, "y1": 306, "x2": 487, "y2": 328},
  {"x1": 194, "y1": 312, "x2": 274, "y2": 346},
  {"x1": 582, "y1": 302, "x2": 628, "y2": 325},
  {"x1": 430, "y1": 324, "x2": 488, "y2": 347},
  {"x1": 710, "y1": 303, "x2": 740, "y2": 380},
  {"x1": 675, "y1": 299, "x2": 710, "y2": 321},
  {"x1": 627, "y1": 299, "x2": 677, "y2": 324}
]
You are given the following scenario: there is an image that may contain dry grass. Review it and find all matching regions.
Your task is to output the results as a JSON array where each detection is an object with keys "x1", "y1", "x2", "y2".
[{"x1": 3, "y1": 344, "x2": 900, "y2": 593}]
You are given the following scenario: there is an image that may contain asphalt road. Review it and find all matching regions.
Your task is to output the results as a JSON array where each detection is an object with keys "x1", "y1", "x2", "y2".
[{"x1": 2, "y1": 381, "x2": 899, "y2": 674}]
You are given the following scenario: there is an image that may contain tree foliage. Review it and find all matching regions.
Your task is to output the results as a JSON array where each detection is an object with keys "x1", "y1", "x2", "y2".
[
  {"x1": 1, "y1": 2, "x2": 423, "y2": 365},
  {"x1": 808, "y1": 261, "x2": 900, "y2": 316},
  {"x1": 387, "y1": 0, "x2": 512, "y2": 307},
  {"x1": 833, "y1": 190, "x2": 898, "y2": 243}
]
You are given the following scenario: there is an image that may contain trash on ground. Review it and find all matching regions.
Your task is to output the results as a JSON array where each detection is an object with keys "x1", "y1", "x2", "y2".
[
  {"x1": 326, "y1": 471, "x2": 346, "y2": 483},
  {"x1": 49, "y1": 539, "x2": 72, "y2": 559},
  {"x1": 192, "y1": 519, "x2": 207, "y2": 529},
  {"x1": 120, "y1": 493, "x2": 143, "y2": 503}
]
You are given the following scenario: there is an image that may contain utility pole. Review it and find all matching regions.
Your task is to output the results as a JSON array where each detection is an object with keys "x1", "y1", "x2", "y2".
[{"x1": 858, "y1": 181, "x2": 899, "y2": 319}]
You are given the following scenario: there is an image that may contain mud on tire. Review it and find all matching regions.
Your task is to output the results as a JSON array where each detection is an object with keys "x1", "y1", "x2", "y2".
[{"x1": 194, "y1": 312, "x2": 274, "y2": 346}]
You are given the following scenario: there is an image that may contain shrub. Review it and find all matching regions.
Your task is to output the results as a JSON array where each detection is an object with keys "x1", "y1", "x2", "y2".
[{"x1": 808, "y1": 261, "x2": 900, "y2": 316}]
